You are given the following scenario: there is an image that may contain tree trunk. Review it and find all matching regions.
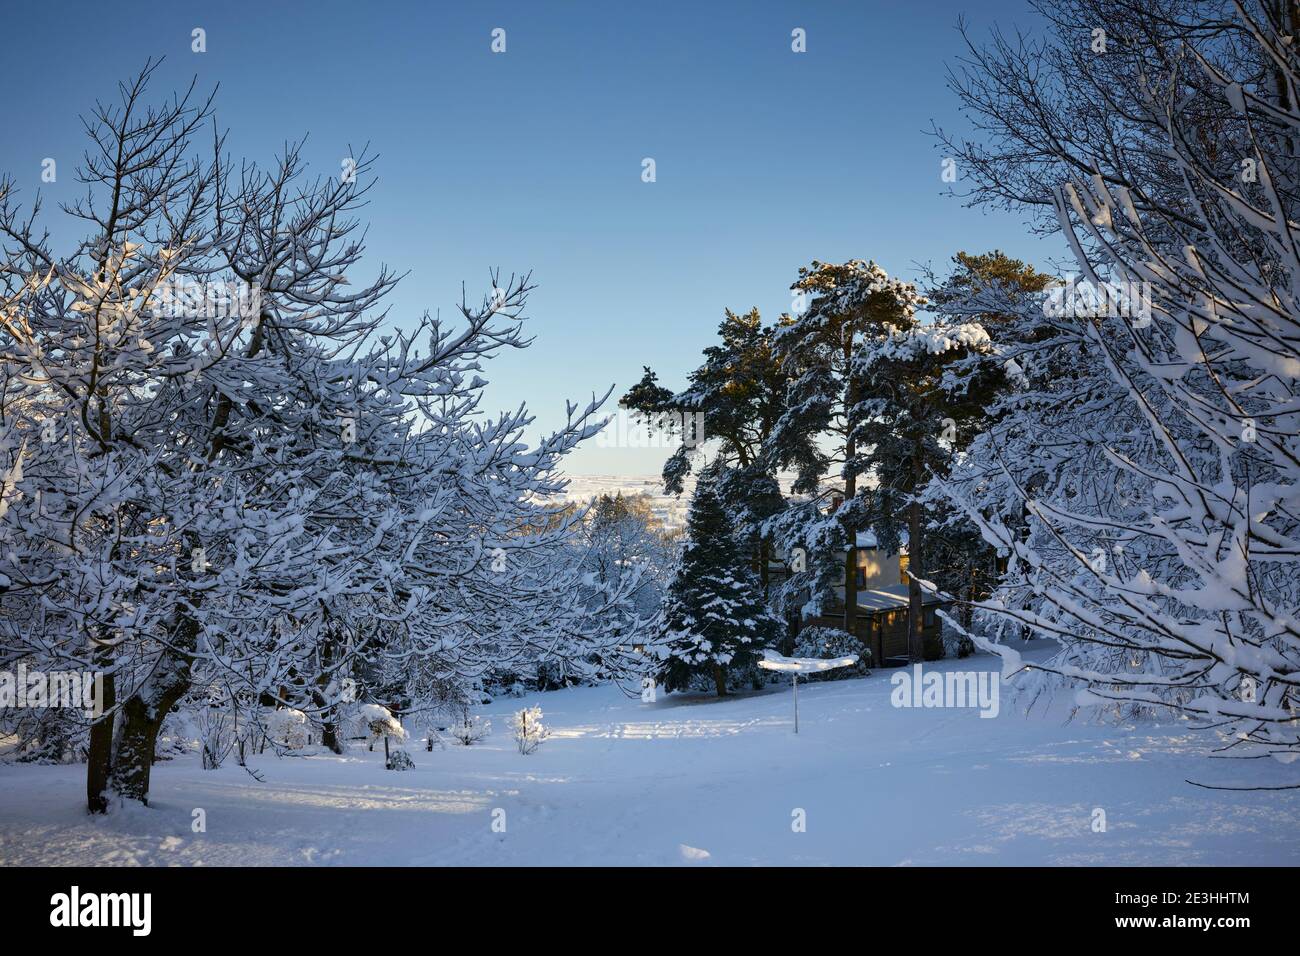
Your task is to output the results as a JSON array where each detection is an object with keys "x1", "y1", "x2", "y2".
[
  {"x1": 842, "y1": 474, "x2": 858, "y2": 639},
  {"x1": 321, "y1": 721, "x2": 341, "y2": 754},
  {"x1": 310, "y1": 680, "x2": 344, "y2": 755},
  {"x1": 313, "y1": 632, "x2": 345, "y2": 755},
  {"x1": 108, "y1": 677, "x2": 188, "y2": 804},
  {"x1": 962, "y1": 554, "x2": 976, "y2": 633},
  {"x1": 712, "y1": 663, "x2": 728, "y2": 697},
  {"x1": 86, "y1": 670, "x2": 115, "y2": 814},
  {"x1": 842, "y1": 324, "x2": 859, "y2": 640},
  {"x1": 908, "y1": 453, "x2": 925, "y2": 663},
  {"x1": 103, "y1": 615, "x2": 198, "y2": 806}
]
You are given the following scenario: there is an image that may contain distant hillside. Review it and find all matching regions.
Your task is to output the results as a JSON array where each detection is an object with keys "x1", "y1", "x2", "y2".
[{"x1": 559, "y1": 474, "x2": 695, "y2": 531}]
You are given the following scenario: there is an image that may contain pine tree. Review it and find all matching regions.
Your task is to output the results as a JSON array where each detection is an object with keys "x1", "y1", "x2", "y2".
[
  {"x1": 620, "y1": 308, "x2": 792, "y2": 597},
  {"x1": 852, "y1": 317, "x2": 997, "y2": 660},
  {"x1": 764, "y1": 260, "x2": 925, "y2": 639},
  {"x1": 655, "y1": 468, "x2": 779, "y2": 696}
]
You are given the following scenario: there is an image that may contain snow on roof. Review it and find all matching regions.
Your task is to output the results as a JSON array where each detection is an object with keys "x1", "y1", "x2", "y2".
[
  {"x1": 855, "y1": 584, "x2": 944, "y2": 611},
  {"x1": 853, "y1": 530, "x2": 908, "y2": 549}
]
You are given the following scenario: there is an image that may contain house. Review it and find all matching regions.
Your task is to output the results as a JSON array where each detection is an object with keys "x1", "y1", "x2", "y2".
[
  {"x1": 815, "y1": 530, "x2": 947, "y2": 666},
  {"x1": 772, "y1": 526, "x2": 949, "y2": 667}
]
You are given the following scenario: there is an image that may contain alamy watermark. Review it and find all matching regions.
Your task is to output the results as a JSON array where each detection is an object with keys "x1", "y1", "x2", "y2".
[
  {"x1": 153, "y1": 278, "x2": 263, "y2": 321},
  {"x1": 1043, "y1": 273, "x2": 1152, "y2": 327},
  {"x1": 50, "y1": 886, "x2": 151, "y2": 936},
  {"x1": 595, "y1": 408, "x2": 706, "y2": 449},
  {"x1": 890, "y1": 663, "x2": 1000, "y2": 718},
  {"x1": 0, "y1": 664, "x2": 104, "y2": 717}
]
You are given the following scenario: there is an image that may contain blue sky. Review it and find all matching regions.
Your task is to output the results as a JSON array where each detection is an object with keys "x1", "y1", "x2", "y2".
[{"x1": 1, "y1": 0, "x2": 1062, "y2": 476}]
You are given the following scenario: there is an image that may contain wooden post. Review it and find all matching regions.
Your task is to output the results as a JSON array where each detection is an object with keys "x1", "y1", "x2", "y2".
[{"x1": 793, "y1": 673, "x2": 799, "y2": 734}]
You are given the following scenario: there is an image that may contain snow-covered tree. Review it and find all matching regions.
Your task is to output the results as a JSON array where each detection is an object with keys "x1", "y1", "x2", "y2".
[
  {"x1": 852, "y1": 320, "x2": 997, "y2": 660},
  {"x1": 763, "y1": 260, "x2": 926, "y2": 636},
  {"x1": 266, "y1": 707, "x2": 312, "y2": 751},
  {"x1": 654, "y1": 466, "x2": 781, "y2": 696},
  {"x1": 929, "y1": 0, "x2": 1300, "y2": 766},
  {"x1": 447, "y1": 706, "x2": 491, "y2": 746},
  {"x1": 621, "y1": 308, "x2": 791, "y2": 597},
  {"x1": 0, "y1": 67, "x2": 647, "y2": 811},
  {"x1": 920, "y1": 252, "x2": 1055, "y2": 647},
  {"x1": 359, "y1": 704, "x2": 405, "y2": 752},
  {"x1": 575, "y1": 493, "x2": 675, "y2": 622}
]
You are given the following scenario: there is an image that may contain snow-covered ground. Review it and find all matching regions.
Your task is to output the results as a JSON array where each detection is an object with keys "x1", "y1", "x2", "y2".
[{"x1": 3, "y1": 642, "x2": 1298, "y2": 866}]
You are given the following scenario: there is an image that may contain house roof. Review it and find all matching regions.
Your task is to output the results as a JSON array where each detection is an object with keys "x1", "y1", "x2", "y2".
[
  {"x1": 856, "y1": 583, "x2": 944, "y2": 611},
  {"x1": 773, "y1": 530, "x2": 908, "y2": 560}
]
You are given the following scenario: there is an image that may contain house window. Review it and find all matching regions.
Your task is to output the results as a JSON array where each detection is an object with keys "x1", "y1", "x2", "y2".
[{"x1": 924, "y1": 607, "x2": 937, "y2": 628}]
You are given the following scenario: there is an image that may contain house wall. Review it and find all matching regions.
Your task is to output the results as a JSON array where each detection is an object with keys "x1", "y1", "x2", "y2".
[
  {"x1": 809, "y1": 602, "x2": 948, "y2": 666},
  {"x1": 772, "y1": 545, "x2": 903, "y2": 594},
  {"x1": 832, "y1": 546, "x2": 903, "y2": 602},
  {"x1": 857, "y1": 546, "x2": 902, "y2": 590}
]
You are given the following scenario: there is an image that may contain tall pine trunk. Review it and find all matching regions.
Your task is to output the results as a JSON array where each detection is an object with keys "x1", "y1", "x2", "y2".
[
  {"x1": 908, "y1": 452, "x2": 925, "y2": 662},
  {"x1": 712, "y1": 663, "x2": 728, "y2": 697},
  {"x1": 842, "y1": 330, "x2": 859, "y2": 640}
]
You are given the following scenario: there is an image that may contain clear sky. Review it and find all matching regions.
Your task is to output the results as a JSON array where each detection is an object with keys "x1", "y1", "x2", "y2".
[{"x1": 0, "y1": 0, "x2": 1062, "y2": 476}]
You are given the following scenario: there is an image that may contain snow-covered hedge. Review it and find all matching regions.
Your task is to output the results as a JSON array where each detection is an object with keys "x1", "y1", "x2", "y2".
[
  {"x1": 791, "y1": 626, "x2": 871, "y2": 681},
  {"x1": 386, "y1": 747, "x2": 415, "y2": 771}
]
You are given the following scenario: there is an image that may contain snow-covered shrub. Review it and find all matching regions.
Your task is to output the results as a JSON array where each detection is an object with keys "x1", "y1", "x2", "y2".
[
  {"x1": 448, "y1": 713, "x2": 490, "y2": 746},
  {"x1": 941, "y1": 618, "x2": 974, "y2": 660},
  {"x1": 791, "y1": 626, "x2": 870, "y2": 681},
  {"x1": 356, "y1": 704, "x2": 405, "y2": 751},
  {"x1": 5, "y1": 707, "x2": 86, "y2": 765},
  {"x1": 511, "y1": 705, "x2": 549, "y2": 755},
  {"x1": 536, "y1": 659, "x2": 574, "y2": 692},
  {"x1": 154, "y1": 711, "x2": 197, "y2": 761},
  {"x1": 194, "y1": 706, "x2": 238, "y2": 768},
  {"x1": 674, "y1": 659, "x2": 768, "y2": 694},
  {"x1": 443, "y1": 697, "x2": 490, "y2": 746},
  {"x1": 266, "y1": 707, "x2": 311, "y2": 750},
  {"x1": 386, "y1": 747, "x2": 415, "y2": 771}
]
